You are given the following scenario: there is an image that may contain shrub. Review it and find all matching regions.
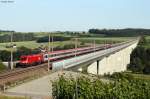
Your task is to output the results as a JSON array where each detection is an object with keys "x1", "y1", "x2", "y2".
[
  {"x1": 36, "y1": 36, "x2": 71, "y2": 43},
  {"x1": 52, "y1": 73, "x2": 150, "y2": 99},
  {"x1": 0, "y1": 60, "x2": 6, "y2": 71}
]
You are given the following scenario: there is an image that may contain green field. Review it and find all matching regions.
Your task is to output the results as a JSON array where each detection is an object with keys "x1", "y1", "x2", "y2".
[
  {"x1": 0, "y1": 41, "x2": 76, "y2": 50},
  {"x1": 124, "y1": 71, "x2": 150, "y2": 80},
  {"x1": 146, "y1": 36, "x2": 150, "y2": 39},
  {"x1": 34, "y1": 32, "x2": 66, "y2": 37},
  {"x1": 131, "y1": 73, "x2": 150, "y2": 80},
  {"x1": 0, "y1": 36, "x2": 133, "y2": 51},
  {"x1": 0, "y1": 95, "x2": 26, "y2": 99},
  {"x1": 140, "y1": 36, "x2": 150, "y2": 48},
  {"x1": 78, "y1": 37, "x2": 132, "y2": 41},
  {"x1": 77, "y1": 37, "x2": 133, "y2": 44}
]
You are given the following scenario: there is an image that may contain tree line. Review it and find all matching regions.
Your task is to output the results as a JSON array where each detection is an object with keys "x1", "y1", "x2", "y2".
[
  {"x1": 36, "y1": 36, "x2": 71, "y2": 43},
  {"x1": 128, "y1": 36, "x2": 150, "y2": 74},
  {"x1": 89, "y1": 28, "x2": 150, "y2": 37},
  {"x1": 0, "y1": 32, "x2": 73, "y2": 43},
  {"x1": 0, "y1": 33, "x2": 35, "y2": 43}
]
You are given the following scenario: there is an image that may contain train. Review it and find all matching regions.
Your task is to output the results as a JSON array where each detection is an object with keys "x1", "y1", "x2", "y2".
[{"x1": 17, "y1": 44, "x2": 112, "y2": 67}]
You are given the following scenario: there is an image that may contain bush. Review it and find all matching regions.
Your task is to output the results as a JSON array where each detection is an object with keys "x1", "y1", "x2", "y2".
[
  {"x1": 109, "y1": 72, "x2": 134, "y2": 81},
  {"x1": 130, "y1": 47, "x2": 150, "y2": 73},
  {"x1": 0, "y1": 50, "x2": 10, "y2": 61},
  {"x1": 143, "y1": 66, "x2": 150, "y2": 74},
  {"x1": 128, "y1": 36, "x2": 150, "y2": 74},
  {"x1": 52, "y1": 73, "x2": 150, "y2": 99},
  {"x1": 0, "y1": 33, "x2": 35, "y2": 43},
  {"x1": 36, "y1": 36, "x2": 71, "y2": 43},
  {"x1": 0, "y1": 46, "x2": 41, "y2": 61},
  {"x1": 0, "y1": 60, "x2": 6, "y2": 71}
]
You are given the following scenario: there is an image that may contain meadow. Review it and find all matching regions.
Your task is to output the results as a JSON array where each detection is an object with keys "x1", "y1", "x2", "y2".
[
  {"x1": 0, "y1": 41, "x2": 75, "y2": 50},
  {"x1": 0, "y1": 37, "x2": 132, "y2": 51},
  {"x1": 77, "y1": 37, "x2": 133, "y2": 44},
  {"x1": 141, "y1": 36, "x2": 150, "y2": 48},
  {"x1": 0, "y1": 95, "x2": 26, "y2": 99}
]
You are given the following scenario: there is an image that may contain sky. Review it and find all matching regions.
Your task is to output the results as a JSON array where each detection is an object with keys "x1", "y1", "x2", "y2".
[{"x1": 0, "y1": 0, "x2": 150, "y2": 32}]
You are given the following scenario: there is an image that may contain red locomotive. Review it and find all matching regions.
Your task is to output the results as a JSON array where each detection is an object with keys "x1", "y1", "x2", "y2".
[{"x1": 18, "y1": 54, "x2": 44, "y2": 66}]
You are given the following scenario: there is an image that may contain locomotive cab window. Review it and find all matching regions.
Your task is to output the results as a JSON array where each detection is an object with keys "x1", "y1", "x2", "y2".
[{"x1": 45, "y1": 55, "x2": 48, "y2": 58}]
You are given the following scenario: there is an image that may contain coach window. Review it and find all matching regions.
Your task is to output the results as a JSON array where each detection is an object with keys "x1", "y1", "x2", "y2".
[{"x1": 45, "y1": 55, "x2": 47, "y2": 58}]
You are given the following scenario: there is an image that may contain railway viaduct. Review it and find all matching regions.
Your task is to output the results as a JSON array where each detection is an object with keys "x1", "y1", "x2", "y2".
[
  {"x1": 5, "y1": 39, "x2": 139, "y2": 98},
  {"x1": 52, "y1": 39, "x2": 139, "y2": 75}
]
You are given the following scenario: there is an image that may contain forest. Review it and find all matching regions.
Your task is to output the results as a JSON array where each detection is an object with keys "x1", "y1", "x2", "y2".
[
  {"x1": 0, "y1": 33, "x2": 35, "y2": 43},
  {"x1": 128, "y1": 36, "x2": 150, "y2": 74},
  {"x1": 89, "y1": 28, "x2": 150, "y2": 37}
]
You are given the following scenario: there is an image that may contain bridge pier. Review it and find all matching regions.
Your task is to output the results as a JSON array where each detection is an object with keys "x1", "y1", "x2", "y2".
[
  {"x1": 96, "y1": 60, "x2": 99, "y2": 75},
  {"x1": 78, "y1": 68, "x2": 83, "y2": 72},
  {"x1": 87, "y1": 42, "x2": 138, "y2": 75}
]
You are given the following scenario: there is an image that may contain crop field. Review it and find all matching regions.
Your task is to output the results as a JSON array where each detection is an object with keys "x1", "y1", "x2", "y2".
[{"x1": 77, "y1": 37, "x2": 133, "y2": 44}]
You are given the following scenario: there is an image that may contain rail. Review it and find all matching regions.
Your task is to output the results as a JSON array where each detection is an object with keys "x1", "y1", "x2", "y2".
[{"x1": 0, "y1": 63, "x2": 49, "y2": 91}]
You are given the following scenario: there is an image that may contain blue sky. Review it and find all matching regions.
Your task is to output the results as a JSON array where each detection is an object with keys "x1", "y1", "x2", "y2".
[{"x1": 0, "y1": 0, "x2": 150, "y2": 32}]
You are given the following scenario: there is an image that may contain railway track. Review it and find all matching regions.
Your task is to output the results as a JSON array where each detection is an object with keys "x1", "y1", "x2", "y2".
[{"x1": 0, "y1": 63, "x2": 50, "y2": 90}]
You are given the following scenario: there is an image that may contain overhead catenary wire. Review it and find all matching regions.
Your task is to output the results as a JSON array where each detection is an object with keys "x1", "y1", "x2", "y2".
[
  {"x1": 10, "y1": 32, "x2": 13, "y2": 70},
  {"x1": 48, "y1": 33, "x2": 51, "y2": 71}
]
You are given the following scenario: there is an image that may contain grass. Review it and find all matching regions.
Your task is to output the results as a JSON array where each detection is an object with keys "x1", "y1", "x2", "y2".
[
  {"x1": 79, "y1": 37, "x2": 132, "y2": 41},
  {"x1": 0, "y1": 36, "x2": 133, "y2": 51},
  {"x1": 0, "y1": 40, "x2": 76, "y2": 50},
  {"x1": 0, "y1": 61, "x2": 6, "y2": 71},
  {"x1": 124, "y1": 71, "x2": 150, "y2": 80},
  {"x1": 140, "y1": 36, "x2": 150, "y2": 48},
  {"x1": 142, "y1": 44, "x2": 150, "y2": 48},
  {"x1": 131, "y1": 73, "x2": 150, "y2": 80},
  {"x1": 146, "y1": 36, "x2": 150, "y2": 40},
  {"x1": 0, "y1": 32, "x2": 10, "y2": 36},
  {"x1": 34, "y1": 32, "x2": 66, "y2": 38},
  {"x1": 0, "y1": 95, "x2": 26, "y2": 99},
  {"x1": 77, "y1": 37, "x2": 132, "y2": 44}
]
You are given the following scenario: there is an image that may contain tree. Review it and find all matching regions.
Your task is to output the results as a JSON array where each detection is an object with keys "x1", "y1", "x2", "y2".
[
  {"x1": 143, "y1": 65, "x2": 150, "y2": 74},
  {"x1": 36, "y1": 36, "x2": 71, "y2": 43},
  {"x1": 88, "y1": 28, "x2": 150, "y2": 37},
  {"x1": 129, "y1": 37, "x2": 150, "y2": 74},
  {"x1": 0, "y1": 50, "x2": 10, "y2": 61},
  {"x1": 0, "y1": 60, "x2": 6, "y2": 71},
  {"x1": 139, "y1": 35, "x2": 147, "y2": 45}
]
